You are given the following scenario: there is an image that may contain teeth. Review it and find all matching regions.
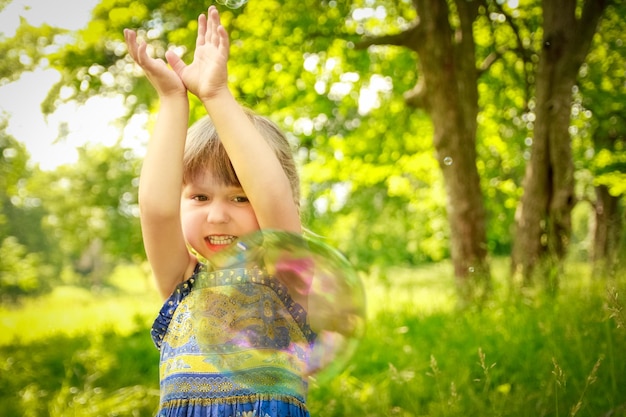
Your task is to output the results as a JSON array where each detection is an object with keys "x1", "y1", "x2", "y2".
[{"x1": 207, "y1": 235, "x2": 237, "y2": 245}]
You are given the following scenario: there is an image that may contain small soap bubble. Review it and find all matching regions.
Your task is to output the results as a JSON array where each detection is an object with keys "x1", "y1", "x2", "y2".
[
  {"x1": 443, "y1": 156, "x2": 453, "y2": 166},
  {"x1": 468, "y1": 266, "x2": 475, "y2": 273},
  {"x1": 216, "y1": 0, "x2": 248, "y2": 9},
  {"x1": 188, "y1": 230, "x2": 366, "y2": 386}
]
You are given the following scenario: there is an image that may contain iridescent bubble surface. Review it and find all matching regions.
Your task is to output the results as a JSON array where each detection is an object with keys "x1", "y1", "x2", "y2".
[
  {"x1": 189, "y1": 230, "x2": 367, "y2": 385},
  {"x1": 215, "y1": 0, "x2": 249, "y2": 9}
]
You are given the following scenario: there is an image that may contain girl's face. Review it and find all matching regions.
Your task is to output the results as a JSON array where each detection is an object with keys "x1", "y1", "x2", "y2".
[{"x1": 180, "y1": 169, "x2": 260, "y2": 259}]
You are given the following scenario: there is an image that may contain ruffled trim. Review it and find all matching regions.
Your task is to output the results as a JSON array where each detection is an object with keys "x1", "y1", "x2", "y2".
[
  {"x1": 161, "y1": 393, "x2": 307, "y2": 409},
  {"x1": 158, "y1": 394, "x2": 309, "y2": 417}
]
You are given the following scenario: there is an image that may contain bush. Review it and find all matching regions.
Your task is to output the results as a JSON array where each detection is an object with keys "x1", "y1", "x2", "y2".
[{"x1": 0, "y1": 236, "x2": 44, "y2": 302}]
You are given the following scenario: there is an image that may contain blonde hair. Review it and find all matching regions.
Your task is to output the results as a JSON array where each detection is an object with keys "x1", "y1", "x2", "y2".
[{"x1": 183, "y1": 109, "x2": 300, "y2": 208}]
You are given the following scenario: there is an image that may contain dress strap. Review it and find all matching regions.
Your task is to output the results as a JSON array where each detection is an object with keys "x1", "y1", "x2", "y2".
[{"x1": 150, "y1": 264, "x2": 200, "y2": 349}]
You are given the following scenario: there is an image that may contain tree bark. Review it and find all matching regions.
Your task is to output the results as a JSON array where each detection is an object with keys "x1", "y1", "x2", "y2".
[
  {"x1": 592, "y1": 184, "x2": 623, "y2": 277},
  {"x1": 511, "y1": 0, "x2": 608, "y2": 288},
  {"x1": 412, "y1": 0, "x2": 490, "y2": 301},
  {"x1": 591, "y1": 119, "x2": 624, "y2": 278},
  {"x1": 357, "y1": 0, "x2": 491, "y2": 302}
]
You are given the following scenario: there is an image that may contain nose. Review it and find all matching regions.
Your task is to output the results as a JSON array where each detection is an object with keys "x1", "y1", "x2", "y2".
[{"x1": 206, "y1": 200, "x2": 230, "y2": 224}]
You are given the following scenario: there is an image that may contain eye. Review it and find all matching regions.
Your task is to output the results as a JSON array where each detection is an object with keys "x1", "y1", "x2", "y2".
[
  {"x1": 192, "y1": 195, "x2": 209, "y2": 202},
  {"x1": 232, "y1": 196, "x2": 249, "y2": 203}
]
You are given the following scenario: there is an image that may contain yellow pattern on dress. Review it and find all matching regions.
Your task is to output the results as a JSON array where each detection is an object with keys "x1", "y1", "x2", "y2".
[{"x1": 159, "y1": 266, "x2": 312, "y2": 403}]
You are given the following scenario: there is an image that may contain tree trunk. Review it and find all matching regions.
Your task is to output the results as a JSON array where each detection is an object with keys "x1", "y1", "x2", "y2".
[
  {"x1": 357, "y1": 0, "x2": 491, "y2": 303},
  {"x1": 591, "y1": 119, "x2": 625, "y2": 278},
  {"x1": 357, "y1": 0, "x2": 492, "y2": 302},
  {"x1": 412, "y1": 0, "x2": 490, "y2": 301},
  {"x1": 592, "y1": 184, "x2": 623, "y2": 277},
  {"x1": 512, "y1": 0, "x2": 608, "y2": 289}
]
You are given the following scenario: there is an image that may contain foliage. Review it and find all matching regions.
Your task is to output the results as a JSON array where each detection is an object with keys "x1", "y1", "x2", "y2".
[
  {"x1": 576, "y1": 2, "x2": 626, "y2": 197},
  {"x1": 1, "y1": 1, "x2": 624, "y2": 412},
  {"x1": 1, "y1": 118, "x2": 143, "y2": 296},
  {"x1": 18, "y1": 0, "x2": 450, "y2": 268},
  {"x1": 0, "y1": 236, "x2": 41, "y2": 301},
  {"x1": 1, "y1": 329, "x2": 160, "y2": 416},
  {"x1": 29, "y1": 143, "x2": 144, "y2": 285},
  {"x1": 0, "y1": 21, "x2": 64, "y2": 87},
  {"x1": 1, "y1": 120, "x2": 35, "y2": 243},
  {"x1": 2, "y1": 0, "x2": 625, "y2": 282},
  {"x1": 0, "y1": 121, "x2": 52, "y2": 299},
  {"x1": 473, "y1": 2, "x2": 543, "y2": 255},
  {"x1": 1, "y1": 260, "x2": 625, "y2": 416}
]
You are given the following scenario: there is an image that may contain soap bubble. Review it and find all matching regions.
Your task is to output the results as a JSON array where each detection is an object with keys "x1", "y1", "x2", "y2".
[
  {"x1": 188, "y1": 230, "x2": 366, "y2": 388},
  {"x1": 443, "y1": 156, "x2": 453, "y2": 166},
  {"x1": 215, "y1": 0, "x2": 248, "y2": 9}
]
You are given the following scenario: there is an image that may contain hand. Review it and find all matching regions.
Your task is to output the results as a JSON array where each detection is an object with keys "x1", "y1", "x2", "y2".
[
  {"x1": 124, "y1": 29, "x2": 187, "y2": 98},
  {"x1": 167, "y1": 6, "x2": 230, "y2": 102}
]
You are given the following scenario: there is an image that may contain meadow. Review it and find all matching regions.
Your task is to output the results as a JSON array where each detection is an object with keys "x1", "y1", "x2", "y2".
[{"x1": 1, "y1": 259, "x2": 625, "y2": 417}]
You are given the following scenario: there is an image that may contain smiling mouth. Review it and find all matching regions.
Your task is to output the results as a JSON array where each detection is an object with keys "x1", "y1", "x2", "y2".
[{"x1": 206, "y1": 235, "x2": 237, "y2": 246}]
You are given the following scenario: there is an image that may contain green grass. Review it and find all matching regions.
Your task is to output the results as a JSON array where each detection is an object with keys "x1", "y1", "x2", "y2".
[
  {"x1": 1, "y1": 259, "x2": 625, "y2": 416},
  {"x1": 0, "y1": 286, "x2": 160, "y2": 345}
]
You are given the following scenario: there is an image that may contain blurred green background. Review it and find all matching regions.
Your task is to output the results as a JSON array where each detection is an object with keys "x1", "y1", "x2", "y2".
[{"x1": 1, "y1": 0, "x2": 626, "y2": 415}]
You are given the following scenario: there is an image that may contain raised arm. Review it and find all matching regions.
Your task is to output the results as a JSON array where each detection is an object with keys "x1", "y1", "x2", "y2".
[
  {"x1": 124, "y1": 29, "x2": 194, "y2": 298},
  {"x1": 168, "y1": 7, "x2": 301, "y2": 233}
]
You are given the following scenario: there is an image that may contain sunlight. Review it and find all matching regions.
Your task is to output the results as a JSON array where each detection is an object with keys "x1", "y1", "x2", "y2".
[
  {"x1": 0, "y1": 0, "x2": 99, "y2": 37},
  {"x1": 0, "y1": 283, "x2": 160, "y2": 346},
  {"x1": 0, "y1": 0, "x2": 149, "y2": 171}
]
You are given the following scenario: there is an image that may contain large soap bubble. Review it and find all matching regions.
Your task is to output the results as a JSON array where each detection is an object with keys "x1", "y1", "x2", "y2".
[{"x1": 188, "y1": 230, "x2": 366, "y2": 386}]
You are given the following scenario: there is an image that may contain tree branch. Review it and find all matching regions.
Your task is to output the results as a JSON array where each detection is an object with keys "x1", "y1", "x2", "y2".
[
  {"x1": 404, "y1": 76, "x2": 428, "y2": 110},
  {"x1": 478, "y1": 51, "x2": 500, "y2": 74},
  {"x1": 355, "y1": 21, "x2": 423, "y2": 53},
  {"x1": 570, "y1": 0, "x2": 610, "y2": 65},
  {"x1": 491, "y1": 1, "x2": 533, "y2": 107}
]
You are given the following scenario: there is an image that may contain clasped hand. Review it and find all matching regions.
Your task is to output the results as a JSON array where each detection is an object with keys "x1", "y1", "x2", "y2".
[{"x1": 124, "y1": 5, "x2": 229, "y2": 102}]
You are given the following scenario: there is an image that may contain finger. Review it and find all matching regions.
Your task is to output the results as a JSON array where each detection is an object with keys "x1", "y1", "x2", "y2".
[
  {"x1": 124, "y1": 29, "x2": 138, "y2": 60},
  {"x1": 136, "y1": 41, "x2": 149, "y2": 65},
  {"x1": 165, "y1": 50, "x2": 186, "y2": 78},
  {"x1": 123, "y1": 28, "x2": 132, "y2": 45},
  {"x1": 126, "y1": 29, "x2": 152, "y2": 66},
  {"x1": 204, "y1": 8, "x2": 212, "y2": 44},
  {"x1": 217, "y1": 25, "x2": 230, "y2": 59},
  {"x1": 123, "y1": 28, "x2": 136, "y2": 44},
  {"x1": 206, "y1": 6, "x2": 220, "y2": 45},
  {"x1": 196, "y1": 13, "x2": 207, "y2": 46}
]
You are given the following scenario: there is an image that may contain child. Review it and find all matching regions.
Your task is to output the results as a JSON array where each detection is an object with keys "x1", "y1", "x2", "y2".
[{"x1": 124, "y1": 6, "x2": 313, "y2": 417}]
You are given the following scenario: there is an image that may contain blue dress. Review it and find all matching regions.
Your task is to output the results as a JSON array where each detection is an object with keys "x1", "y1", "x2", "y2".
[{"x1": 151, "y1": 263, "x2": 316, "y2": 417}]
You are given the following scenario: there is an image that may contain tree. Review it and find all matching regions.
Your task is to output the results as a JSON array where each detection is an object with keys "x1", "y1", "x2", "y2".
[
  {"x1": 21, "y1": 0, "x2": 455, "y2": 272},
  {"x1": 511, "y1": 0, "x2": 611, "y2": 288},
  {"x1": 32, "y1": 144, "x2": 143, "y2": 287},
  {"x1": 0, "y1": 120, "x2": 51, "y2": 299},
  {"x1": 0, "y1": 20, "x2": 63, "y2": 86},
  {"x1": 4, "y1": 0, "x2": 623, "y2": 302},
  {"x1": 355, "y1": 0, "x2": 491, "y2": 300},
  {"x1": 577, "y1": 2, "x2": 626, "y2": 277}
]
